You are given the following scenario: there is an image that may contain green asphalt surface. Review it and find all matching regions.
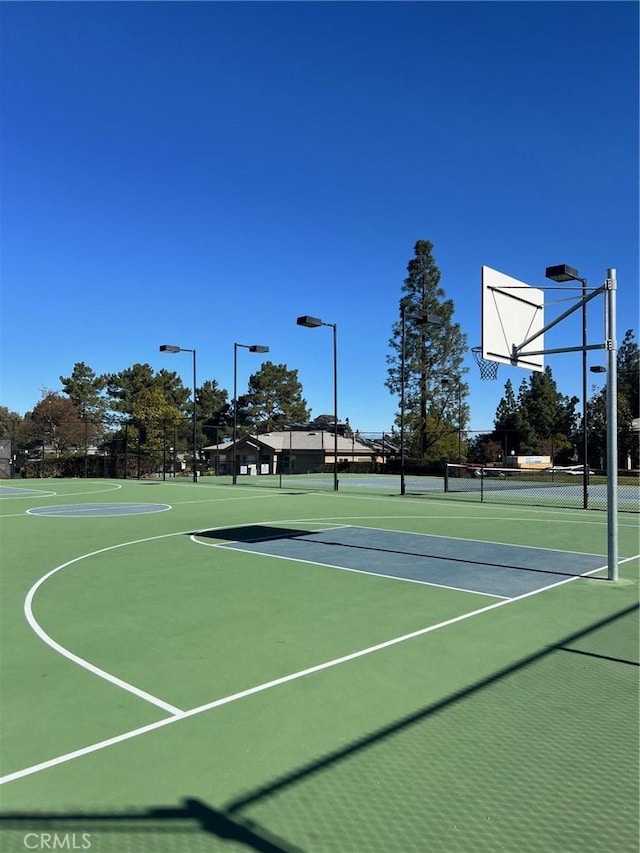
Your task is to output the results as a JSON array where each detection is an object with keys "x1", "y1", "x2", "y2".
[{"x1": 0, "y1": 478, "x2": 638, "y2": 852}]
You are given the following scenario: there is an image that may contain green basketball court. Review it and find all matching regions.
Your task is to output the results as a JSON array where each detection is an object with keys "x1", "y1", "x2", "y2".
[{"x1": 0, "y1": 478, "x2": 638, "y2": 851}]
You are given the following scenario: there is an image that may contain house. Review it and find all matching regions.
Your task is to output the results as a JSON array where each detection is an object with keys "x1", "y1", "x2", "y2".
[{"x1": 202, "y1": 430, "x2": 385, "y2": 476}]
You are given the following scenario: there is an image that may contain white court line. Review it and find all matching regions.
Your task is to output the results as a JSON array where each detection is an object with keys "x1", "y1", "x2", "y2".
[
  {"x1": 0, "y1": 489, "x2": 57, "y2": 498},
  {"x1": 169, "y1": 492, "x2": 302, "y2": 506},
  {"x1": 0, "y1": 483, "x2": 124, "y2": 500},
  {"x1": 24, "y1": 537, "x2": 189, "y2": 717},
  {"x1": 287, "y1": 503, "x2": 640, "y2": 530},
  {"x1": 6, "y1": 555, "x2": 636, "y2": 787},
  {"x1": 19, "y1": 511, "x2": 305, "y2": 713},
  {"x1": 312, "y1": 486, "x2": 640, "y2": 520}
]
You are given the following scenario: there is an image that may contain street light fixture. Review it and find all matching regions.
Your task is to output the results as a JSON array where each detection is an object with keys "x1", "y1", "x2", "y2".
[
  {"x1": 441, "y1": 377, "x2": 462, "y2": 463},
  {"x1": 545, "y1": 264, "x2": 589, "y2": 509},
  {"x1": 233, "y1": 343, "x2": 269, "y2": 485},
  {"x1": 297, "y1": 315, "x2": 338, "y2": 491},
  {"x1": 159, "y1": 344, "x2": 197, "y2": 484},
  {"x1": 399, "y1": 309, "x2": 444, "y2": 495}
]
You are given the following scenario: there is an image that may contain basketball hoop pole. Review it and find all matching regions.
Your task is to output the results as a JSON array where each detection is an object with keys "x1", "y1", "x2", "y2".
[
  {"x1": 481, "y1": 264, "x2": 619, "y2": 581},
  {"x1": 400, "y1": 305, "x2": 406, "y2": 496},
  {"x1": 605, "y1": 269, "x2": 618, "y2": 581},
  {"x1": 511, "y1": 271, "x2": 619, "y2": 581}
]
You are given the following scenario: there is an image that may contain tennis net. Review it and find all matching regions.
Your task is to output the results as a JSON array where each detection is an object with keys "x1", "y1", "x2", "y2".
[{"x1": 443, "y1": 463, "x2": 605, "y2": 510}]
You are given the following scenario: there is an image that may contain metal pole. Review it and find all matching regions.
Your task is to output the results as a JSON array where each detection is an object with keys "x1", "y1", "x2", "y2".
[
  {"x1": 400, "y1": 305, "x2": 406, "y2": 496},
  {"x1": 84, "y1": 416, "x2": 88, "y2": 479},
  {"x1": 332, "y1": 323, "x2": 338, "y2": 491},
  {"x1": 605, "y1": 269, "x2": 618, "y2": 581},
  {"x1": 581, "y1": 278, "x2": 588, "y2": 509},
  {"x1": 232, "y1": 343, "x2": 238, "y2": 485},
  {"x1": 162, "y1": 419, "x2": 166, "y2": 481},
  {"x1": 192, "y1": 348, "x2": 197, "y2": 483},
  {"x1": 457, "y1": 384, "x2": 462, "y2": 463}
]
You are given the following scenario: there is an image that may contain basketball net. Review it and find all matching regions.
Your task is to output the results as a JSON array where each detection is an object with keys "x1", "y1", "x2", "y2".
[{"x1": 472, "y1": 346, "x2": 499, "y2": 381}]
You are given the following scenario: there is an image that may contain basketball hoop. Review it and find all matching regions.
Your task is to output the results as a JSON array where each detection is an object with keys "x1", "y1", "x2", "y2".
[{"x1": 472, "y1": 346, "x2": 499, "y2": 381}]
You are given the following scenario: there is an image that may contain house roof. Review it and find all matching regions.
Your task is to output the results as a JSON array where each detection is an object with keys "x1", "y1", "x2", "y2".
[
  {"x1": 202, "y1": 440, "x2": 234, "y2": 451},
  {"x1": 203, "y1": 430, "x2": 376, "y2": 454}
]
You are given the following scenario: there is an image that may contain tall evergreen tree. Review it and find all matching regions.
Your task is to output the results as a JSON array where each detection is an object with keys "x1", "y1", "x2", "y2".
[
  {"x1": 59, "y1": 362, "x2": 106, "y2": 419},
  {"x1": 493, "y1": 379, "x2": 521, "y2": 457},
  {"x1": 480, "y1": 368, "x2": 579, "y2": 463},
  {"x1": 243, "y1": 361, "x2": 310, "y2": 432},
  {"x1": 196, "y1": 379, "x2": 231, "y2": 445},
  {"x1": 616, "y1": 329, "x2": 639, "y2": 467},
  {"x1": 386, "y1": 240, "x2": 467, "y2": 461},
  {"x1": 617, "y1": 329, "x2": 639, "y2": 418},
  {"x1": 584, "y1": 329, "x2": 638, "y2": 469}
]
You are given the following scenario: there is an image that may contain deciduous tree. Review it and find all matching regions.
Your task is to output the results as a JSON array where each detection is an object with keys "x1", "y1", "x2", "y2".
[
  {"x1": 25, "y1": 392, "x2": 85, "y2": 456},
  {"x1": 0, "y1": 406, "x2": 25, "y2": 444}
]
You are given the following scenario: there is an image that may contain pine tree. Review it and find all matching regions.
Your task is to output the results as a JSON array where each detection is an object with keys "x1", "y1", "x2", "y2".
[
  {"x1": 59, "y1": 362, "x2": 107, "y2": 420},
  {"x1": 386, "y1": 240, "x2": 467, "y2": 461},
  {"x1": 585, "y1": 329, "x2": 638, "y2": 469},
  {"x1": 104, "y1": 363, "x2": 190, "y2": 420},
  {"x1": 618, "y1": 329, "x2": 639, "y2": 419},
  {"x1": 493, "y1": 379, "x2": 521, "y2": 458},
  {"x1": 196, "y1": 380, "x2": 231, "y2": 446},
  {"x1": 244, "y1": 362, "x2": 310, "y2": 432}
]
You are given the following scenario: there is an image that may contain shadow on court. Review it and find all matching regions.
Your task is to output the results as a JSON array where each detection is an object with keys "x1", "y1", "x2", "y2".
[
  {"x1": 223, "y1": 603, "x2": 639, "y2": 809},
  {"x1": 0, "y1": 797, "x2": 302, "y2": 852},
  {"x1": 194, "y1": 525, "x2": 315, "y2": 543},
  {"x1": 2, "y1": 604, "x2": 636, "y2": 852}
]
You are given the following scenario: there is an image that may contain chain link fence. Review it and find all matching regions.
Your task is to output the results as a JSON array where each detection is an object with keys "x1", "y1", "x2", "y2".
[
  {"x1": 1, "y1": 422, "x2": 637, "y2": 512},
  {"x1": 6, "y1": 418, "x2": 202, "y2": 481}
]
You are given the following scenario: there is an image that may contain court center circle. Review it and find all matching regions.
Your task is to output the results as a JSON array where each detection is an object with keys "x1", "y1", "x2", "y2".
[{"x1": 27, "y1": 503, "x2": 171, "y2": 518}]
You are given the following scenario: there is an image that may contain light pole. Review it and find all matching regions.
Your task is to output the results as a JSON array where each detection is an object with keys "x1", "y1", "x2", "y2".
[
  {"x1": 400, "y1": 304, "x2": 406, "y2": 495},
  {"x1": 160, "y1": 344, "x2": 197, "y2": 484},
  {"x1": 233, "y1": 343, "x2": 269, "y2": 485},
  {"x1": 441, "y1": 377, "x2": 462, "y2": 462},
  {"x1": 297, "y1": 315, "x2": 338, "y2": 491},
  {"x1": 545, "y1": 264, "x2": 588, "y2": 509}
]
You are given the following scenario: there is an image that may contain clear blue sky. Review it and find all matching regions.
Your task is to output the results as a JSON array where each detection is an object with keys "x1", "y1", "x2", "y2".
[{"x1": 1, "y1": 1, "x2": 637, "y2": 434}]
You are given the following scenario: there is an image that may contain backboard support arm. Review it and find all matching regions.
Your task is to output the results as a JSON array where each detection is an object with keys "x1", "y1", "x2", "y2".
[{"x1": 512, "y1": 283, "x2": 606, "y2": 361}]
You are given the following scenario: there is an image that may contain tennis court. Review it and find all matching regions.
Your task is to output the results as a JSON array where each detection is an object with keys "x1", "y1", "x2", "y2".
[{"x1": 0, "y1": 478, "x2": 638, "y2": 852}]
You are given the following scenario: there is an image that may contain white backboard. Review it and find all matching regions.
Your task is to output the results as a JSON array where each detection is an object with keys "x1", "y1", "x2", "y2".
[{"x1": 481, "y1": 266, "x2": 545, "y2": 371}]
